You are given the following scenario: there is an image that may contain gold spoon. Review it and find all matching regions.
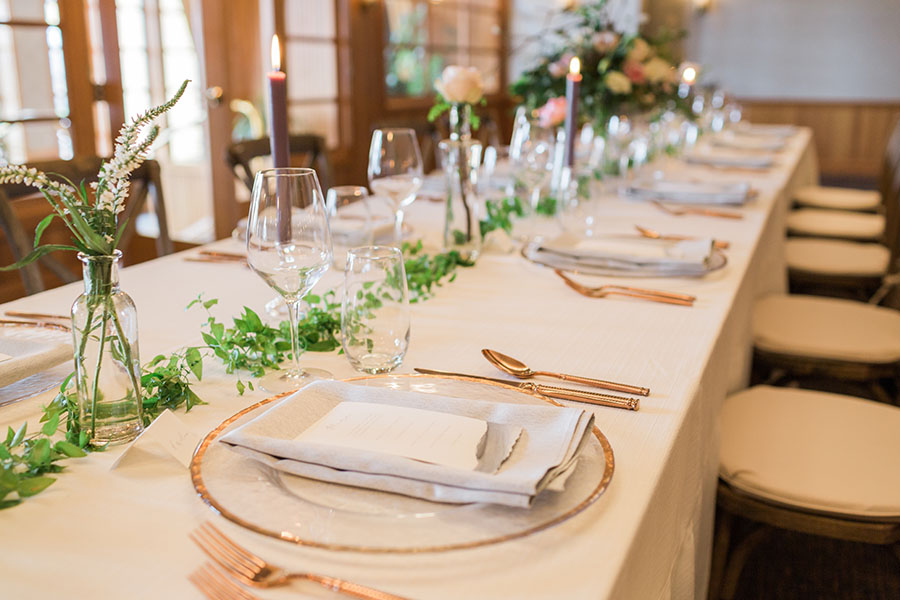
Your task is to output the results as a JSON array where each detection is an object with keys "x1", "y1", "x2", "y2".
[
  {"x1": 481, "y1": 348, "x2": 649, "y2": 396},
  {"x1": 635, "y1": 225, "x2": 731, "y2": 249}
]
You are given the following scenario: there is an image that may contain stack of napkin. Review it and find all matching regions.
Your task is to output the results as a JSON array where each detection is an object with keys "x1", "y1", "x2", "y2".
[
  {"x1": 531, "y1": 233, "x2": 715, "y2": 276},
  {"x1": 624, "y1": 179, "x2": 753, "y2": 205},
  {"x1": 684, "y1": 148, "x2": 774, "y2": 169},
  {"x1": 711, "y1": 132, "x2": 786, "y2": 152},
  {"x1": 0, "y1": 327, "x2": 71, "y2": 388},
  {"x1": 221, "y1": 380, "x2": 594, "y2": 508}
]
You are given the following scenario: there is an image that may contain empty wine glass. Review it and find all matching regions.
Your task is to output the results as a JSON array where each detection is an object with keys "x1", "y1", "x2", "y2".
[
  {"x1": 509, "y1": 115, "x2": 555, "y2": 211},
  {"x1": 246, "y1": 168, "x2": 333, "y2": 392},
  {"x1": 327, "y1": 185, "x2": 372, "y2": 269},
  {"x1": 341, "y1": 246, "x2": 410, "y2": 374},
  {"x1": 367, "y1": 128, "x2": 424, "y2": 246}
]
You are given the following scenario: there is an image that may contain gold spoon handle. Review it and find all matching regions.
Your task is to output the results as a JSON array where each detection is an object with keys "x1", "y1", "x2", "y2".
[
  {"x1": 535, "y1": 371, "x2": 649, "y2": 396},
  {"x1": 533, "y1": 383, "x2": 639, "y2": 411}
]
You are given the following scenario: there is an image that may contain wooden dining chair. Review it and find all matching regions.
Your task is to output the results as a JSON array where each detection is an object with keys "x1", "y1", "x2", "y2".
[
  {"x1": 0, "y1": 157, "x2": 173, "y2": 296},
  {"x1": 787, "y1": 121, "x2": 900, "y2": 299},
  {"x1": 709, "y1": 386, "x2": 900, "y2": 600},
  {"x1": 226, "y1": 134, "x2": 332, "y2": 193}
]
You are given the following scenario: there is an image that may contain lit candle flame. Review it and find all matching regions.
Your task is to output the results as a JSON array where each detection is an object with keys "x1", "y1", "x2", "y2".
[
  {"x1": 271, "y1": 34, "x2": 282, "y2": 72},
  {"x1": 569, "y1": 56, "x2": 581, "y2": 76},
  {"x1": 682, "y1": 66, "x2": 697, "y2": 84}
]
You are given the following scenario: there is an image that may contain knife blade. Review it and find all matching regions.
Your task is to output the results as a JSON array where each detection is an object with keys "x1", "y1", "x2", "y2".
[{"x1": 413, "y1": 368, "x2": 639, "y2": 411}]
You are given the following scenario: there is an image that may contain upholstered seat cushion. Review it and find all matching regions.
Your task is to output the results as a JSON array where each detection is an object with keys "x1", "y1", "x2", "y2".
[
  {"x1": 793, "y1": 185, "x2": 881, "y2": 212},
  {"x1": 754, "y1": 294, "x2": 900, "y2": 363},
  {"x1": 786, "y1": 238, "x2": 889, "y2": 276},
  {"x1": 720, "y1": 386, "x2": 900, "y2": 520},
  {"x1": 787, "y1": 208, "x2": 885, "y2": 241}
]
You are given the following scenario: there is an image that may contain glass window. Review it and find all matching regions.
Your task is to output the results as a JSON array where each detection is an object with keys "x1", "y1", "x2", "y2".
[{"x1": 384, "y1": 0, "x2": 503, "y2": 98}]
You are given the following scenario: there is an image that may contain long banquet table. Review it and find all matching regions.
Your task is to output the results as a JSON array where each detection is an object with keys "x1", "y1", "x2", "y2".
[{"x1": 1, "y1": 130, "x2": 816, "y2": 600}]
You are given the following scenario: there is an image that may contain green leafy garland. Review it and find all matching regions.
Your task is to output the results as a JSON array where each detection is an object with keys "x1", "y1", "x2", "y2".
[{"x1": 0, "y1": 242, "x2": 472, "y2": 509}]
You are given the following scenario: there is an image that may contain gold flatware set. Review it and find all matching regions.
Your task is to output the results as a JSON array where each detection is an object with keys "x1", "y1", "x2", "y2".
[
  {"x1": 554, "y1": 270, "x2": 696, "y2": 307},
  {"x1": 652, "y1": 200, "x2": 743, "y2": 220},
  {"x1": 184, "y1": 250, "x2": 248, "y2": 265},
  {"x1": 635, "y1": 225, "x2": 730, "y2": 249},
  {"x1": 190, "y1": 522, "x2": 410, "y2": 600}
]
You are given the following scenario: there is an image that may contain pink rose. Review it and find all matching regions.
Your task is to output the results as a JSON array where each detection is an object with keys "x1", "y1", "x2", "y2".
[
  {"x1": 623, "y1": 60, "x2": 646, "y2": 84},
  {"x1": 536, "y1": 97, "x2": 567, "y2": 128},
  {"x1": 592, "y1": 31, "x2": 620, "y2": 54},
  {"x1": 548, "y1": 53, "x2": 574, "y2": 79}
]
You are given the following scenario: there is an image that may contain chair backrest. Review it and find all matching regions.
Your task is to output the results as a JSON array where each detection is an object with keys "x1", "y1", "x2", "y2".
[
  {"x1": 226, "y1": 134, "x2": 332, "y2": 193},
  {"x1": 0, "y1": 157, "x2": 172, "y2": 296}
]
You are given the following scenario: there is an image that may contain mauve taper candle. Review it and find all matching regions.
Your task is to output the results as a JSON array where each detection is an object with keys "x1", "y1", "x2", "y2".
[
  {"x1": 267, "y1": 35, "x2": 291, "y2": 242},
  {"x1": 564, "y1": 57, "x2": 582, "y2": 168}
]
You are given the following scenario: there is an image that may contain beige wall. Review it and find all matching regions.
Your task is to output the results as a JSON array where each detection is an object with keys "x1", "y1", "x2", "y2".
[{"x1": 678, "y1": 0, "x2": 900, "y2": 101}]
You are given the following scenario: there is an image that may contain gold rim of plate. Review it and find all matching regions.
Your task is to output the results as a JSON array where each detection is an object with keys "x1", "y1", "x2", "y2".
[{"x1": 189, "y1": 373, "x2": 615, "y2": 553}]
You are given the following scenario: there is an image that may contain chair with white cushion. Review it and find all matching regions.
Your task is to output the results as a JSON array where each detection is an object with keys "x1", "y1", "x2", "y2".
[
  {"x1": 786, "y1": 208, "x2": 885, "y2": 241},
  {"x1": 753, "y1": 294, "x2": 900, "y2": 403},
  {"x1": 708, "y1": 386, "x2": 900, "y2": 600}
]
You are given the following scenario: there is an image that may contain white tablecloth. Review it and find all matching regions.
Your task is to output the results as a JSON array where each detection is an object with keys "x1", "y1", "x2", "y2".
[{"x1": 0, "y1": 130, "x2": 816, "y2": 600}]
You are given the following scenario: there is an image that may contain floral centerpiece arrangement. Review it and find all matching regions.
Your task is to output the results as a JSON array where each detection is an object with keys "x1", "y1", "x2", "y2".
[
  {"x1": 428, "y1": 66, "x2": 486, "y2": 260},
  {"x1": 0, "y1": 80, "x2": 188, "y2": 446},
  {"x1": 511, "y1": 1, "x2": 688, "y2": 129}
]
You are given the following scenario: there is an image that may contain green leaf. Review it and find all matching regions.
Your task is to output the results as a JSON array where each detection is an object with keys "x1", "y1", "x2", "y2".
[
  {"x1": 185, "y1": 347, "x2": 203, "y2": 380},
  {"x1": 0, "y1": 445, "x2": 9, "y2": 460},
  {"x1": 0, "y1": 244, "x2": 79, "y2": 271},
  {"x1": 41, "y1": 412, "x2": 59, "y2": 436},
  {"x1": 203, "y1": 298, "x2": 218, "y2": 309},
  {"x1": 16, "y1": 476, "x2": 55, "y2": 497},
  {"x1": 54, "y1": 441, "x2": 87, "y2": 458},
  {"x1": 235, "y1": 380, "x2": 245, "y2": 395},
  {"x1": 10, "y1": 422, "x2": 26, "y2": 447},
  {"x1": 33, "y1": 214, "x2": 54, "y2": 248},
  {"x1": 29, "y1": 438, "x2": 51, "y2": 465}
]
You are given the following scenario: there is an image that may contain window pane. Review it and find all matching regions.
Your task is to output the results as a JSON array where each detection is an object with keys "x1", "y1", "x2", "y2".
[
  {"x1": 471, "y1": 52, "x2": 500, "y2": 94},
  {"x1": 287, "y1": 41, "x2": 337, "y2": 100},
  {"x1": 384, "y1": 45, "x2": 427, "y2": 97},
  {"x1": 429, "y1": 2, "x2": 461, "y2": 48},
  {"x1": 285, "y1": 0, "x2": 335, "y2": 39},
  {"x1": 385, "y1": 0, "x2": 425, "y2": 45},
  {"x1": 288, "y1": 102, "x2": 338, "y2": 148},
  {"x1": 470, "y1": 10, "x2": 500, "y2": 50}
]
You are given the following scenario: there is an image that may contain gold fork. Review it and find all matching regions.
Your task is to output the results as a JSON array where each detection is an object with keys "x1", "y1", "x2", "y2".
[
  {"x1": 190, "y1": 522, "x2": 411, "y2": 600},
  {"x1": 554, "y1": 270, "x2": 695, "y2": 307},
  {"x1": 651, "y1": 200, "x2": 743, "y2": 220},
  {"x1": 634, "y1": 225, "x2": 731, "y2": 249},
  {"x1": 190, "y1": 563, "x2": 261, "y2": 600}
]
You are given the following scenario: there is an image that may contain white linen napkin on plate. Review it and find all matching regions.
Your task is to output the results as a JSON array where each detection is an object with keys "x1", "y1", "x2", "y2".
[
  {"x1": 711, "y1": 133, "x2": 785, "y2": 152},
  {"x1": 0, "y1": 327, "x2": 72, "y2": 389},
  {"x1": 684, "y1": 149, "x2": 774, "y2": 169},
  {"x1": 538, "y1": 233, "x2": 714, "y2": 271},
  {"x1": 624, "y1": 179, "x2": 752, "y2": 205},
  {"x1": 221, "y1": 380, "x2": 594, "y2": 508}
]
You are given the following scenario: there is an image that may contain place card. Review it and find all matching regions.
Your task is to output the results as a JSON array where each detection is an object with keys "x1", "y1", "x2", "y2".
[
  {"x1": 295, "y1": 402, "x2": 487, "y2": 471},
  {"x1": 0, "y1": 352, "x2": 12, "y2": 363},
  {"x1": 111, "y1": 409, "x2": 200, "y2": 470}
]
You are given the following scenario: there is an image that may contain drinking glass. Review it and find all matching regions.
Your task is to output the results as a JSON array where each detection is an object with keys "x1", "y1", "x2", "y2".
[
  {"x1": 341, "y1": 246, "x2": 410, "y2": 374},
  {"x1": 326, "y1": 185, "x2": 372, "y2": 268},
  {"x1": 247, "y1": 168, "x2": 333, "y2": 392},
  {"x1": 509, "y1": 115, "x2": 555, "y2": 211},
  {"x1": 367, "y1": 128, "x2": 424, "y2": 246}
]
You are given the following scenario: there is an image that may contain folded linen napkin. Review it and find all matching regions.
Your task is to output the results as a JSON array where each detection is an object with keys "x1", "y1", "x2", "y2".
[
  {"x1": 711, "y1": 133, "x2": 785, "y2": 152},
  {"x1": 221, "y1": 380, "x2": 594, "y2": 508},
  {"x1": 734, "y1": 123, "x2": 797, "y2": 138},
  {"x1": 539, "y1": 233, "x2": 714, "y2": 272},
  {"x1": 624, "y1": 179, "x2": 752, "y2": 205},
  {"x1": 0, "y1": 327, "x2": 72, "y2": 388},
  {"x1": 684, "y1": 149, "x2": 774, "y2": 169}
]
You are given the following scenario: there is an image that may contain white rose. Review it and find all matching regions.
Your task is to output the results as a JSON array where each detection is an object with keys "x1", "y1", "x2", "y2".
[
  {"x1": 627, "y1": 38, "x2": 651, "y2": 63},
  {"x1": 604, "y1": 71, "x2": 633, "y2": 95},
  {"x1": 434, "y1": 66, "x2": 484, "y2": 104},
  {"x1": 643, "y1": 57, "x2": 672, "y2": 83}
]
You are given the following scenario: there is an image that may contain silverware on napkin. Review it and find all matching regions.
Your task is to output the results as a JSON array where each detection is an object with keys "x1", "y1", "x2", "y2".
[{"x1": 413, "y1": 368, "x2": 639, "y2": 411}]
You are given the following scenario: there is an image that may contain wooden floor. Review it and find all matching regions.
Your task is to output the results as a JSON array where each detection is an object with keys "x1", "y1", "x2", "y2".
[{"x1": 728, "y1": 521, "x2": 900, "y2": 600}]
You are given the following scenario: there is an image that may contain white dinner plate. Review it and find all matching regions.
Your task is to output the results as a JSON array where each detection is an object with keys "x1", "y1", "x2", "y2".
[{"x1": 191, "y1": 374, "x2": 614, "y2": 552}]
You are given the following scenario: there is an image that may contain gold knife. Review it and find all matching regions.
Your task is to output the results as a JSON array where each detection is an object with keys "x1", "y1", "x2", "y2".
[{"x1": 413, "y1": 368, "x2": 639, "y2": 411}]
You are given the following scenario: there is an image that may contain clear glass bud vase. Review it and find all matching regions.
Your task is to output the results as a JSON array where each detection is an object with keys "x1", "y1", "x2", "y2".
[
  {"x1": 439, "y1": 137, "x2": 482, "y2": 262},
  {"x1": 71, "y1": 251, "x2": 143, "y2": 446}
]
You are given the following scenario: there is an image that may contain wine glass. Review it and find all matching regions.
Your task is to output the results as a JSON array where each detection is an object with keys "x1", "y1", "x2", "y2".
[
  {"x1": 326, "y1": 185, "x2": 372, "y2": 269},
  {"x1": 246, "y1": 168, "x2": 333, "y2": 392},
  {"x1": 509, "y1": 115, "x2": 555, "y2": 211},
  {"x1": 367, "y1": 128, "x2": 424, "y2": 246}
]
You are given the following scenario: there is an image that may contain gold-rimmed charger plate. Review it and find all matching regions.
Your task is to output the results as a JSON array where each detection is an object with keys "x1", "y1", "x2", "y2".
[{"x1": 190, "y1": 373, "x2": 615, "y2": 553}]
